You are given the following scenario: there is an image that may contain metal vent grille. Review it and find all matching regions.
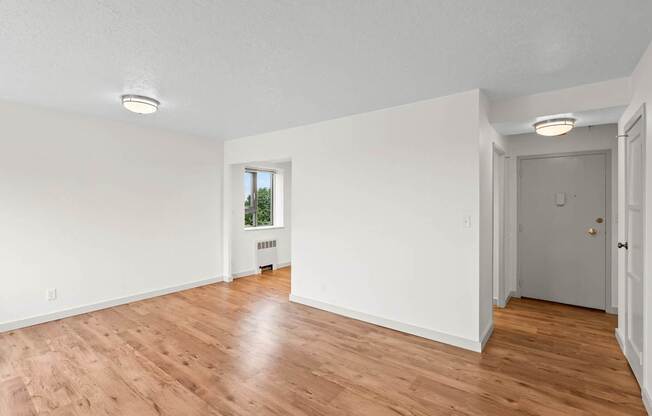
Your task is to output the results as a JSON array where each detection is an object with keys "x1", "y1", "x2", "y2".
[{"x1": 257, "y1": 240, "x2": 277, "y2": 250}]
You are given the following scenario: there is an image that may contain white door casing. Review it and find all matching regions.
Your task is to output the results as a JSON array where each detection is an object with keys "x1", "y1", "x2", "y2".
[
  {"x1": 623, "y1": 106, "x2": 645, "y2": 385},
  {"x1": 493, "y1": 144, "x2": 506, "y2": 307},
  {"x1": 518, "y1": 152, "x2": 608, "y2": 310}
]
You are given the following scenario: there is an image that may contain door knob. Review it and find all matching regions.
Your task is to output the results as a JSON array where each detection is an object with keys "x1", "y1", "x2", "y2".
[
  {"x1": 618, "y1": 242, "x2": 629, "y2": 249},
  {"x1": 587, "y1": 228, "x2": 598, "y2": 236}
]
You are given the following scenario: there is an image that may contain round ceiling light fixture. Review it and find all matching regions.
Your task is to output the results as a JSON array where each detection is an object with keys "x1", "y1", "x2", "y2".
[
  {"x1": 121, "y1": 94, "x2": 160, "y2": 114},
  {"x1": 533, "y1": 117, "x2": 576, "y2": 137}
]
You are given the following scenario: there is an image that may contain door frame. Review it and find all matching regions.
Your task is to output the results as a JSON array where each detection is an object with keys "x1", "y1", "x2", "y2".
[
  {"x1": 516, "y1": 149, "x2": 613, "y2": 310},
  {"x1": 492, "y1": 143, "x2": 507, "y2": 307},
  {"x1": 620, "y1": 104, "x2": 646, "y2": 386}
]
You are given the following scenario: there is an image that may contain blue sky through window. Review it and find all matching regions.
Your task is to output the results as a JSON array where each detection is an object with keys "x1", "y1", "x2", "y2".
[
  {"x1": 244, "y1": 171, "x2": 272, "y2": 204},
  {"x1": 257, "y1": 172, "x2": 272, "y2": 190}
]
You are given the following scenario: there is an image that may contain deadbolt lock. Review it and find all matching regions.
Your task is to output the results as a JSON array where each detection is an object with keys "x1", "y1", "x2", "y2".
[
  {"x1": 587, "y1": 228, "x2": 598, "y2": 236},
  {"x1": 596, "y1": 217, "x2": 604, "y2": 224}
]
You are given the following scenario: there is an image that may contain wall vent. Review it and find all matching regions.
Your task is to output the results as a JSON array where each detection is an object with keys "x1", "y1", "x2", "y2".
[
  {"x1": 256, "y1": 240, "x2": 278, "y2": 272},
  {"x1": 257, "y1": 240, "x2": 277, "y2": 250}
]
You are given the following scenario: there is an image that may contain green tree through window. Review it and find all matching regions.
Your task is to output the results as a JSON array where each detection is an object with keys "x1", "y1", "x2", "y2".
[
  {"x1": 256, "y1": 187, "x2": 272, "y2": 225},
  {"x1": 244, "y1": 169, "x2": 274, "y2": 227}
]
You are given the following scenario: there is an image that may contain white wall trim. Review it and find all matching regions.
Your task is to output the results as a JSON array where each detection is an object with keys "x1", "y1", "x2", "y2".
[
  {"x1": 289, "y1": 294, "x2": 483, "y2": 352},
  {"x1": 232, "y1": 262, "x2": 291, "y2": 279},
  {"x1": 0, "y1": 276, "x2": 223, "y2": 333},
  {"x1": 606, "y1": 306, "x2": 618, "y2": 315},
  {"x1": 232, "y1": 269, "x2": 257, "y2": 278},
  {"x1": 480, "y1": 323, "x2": 494, "y2": 351},
  {"x1": 505, "y1": 290, "x2": 515, "y2": 306},
  {"x1": 615, "y1": 327, "x2": 626, "y2": 354},
  {"x1": 611, "y1": 329, "x2": 647, "y2": 412},
  {"x1": 642, "y1": 387, "x2": 652, "y2": 416},
  {"x1": 494, "y1": 290, "x2": 515, "y2": 308},
  {"x1": 244, "y1": 225, "x2": 285, "y2": 231}
]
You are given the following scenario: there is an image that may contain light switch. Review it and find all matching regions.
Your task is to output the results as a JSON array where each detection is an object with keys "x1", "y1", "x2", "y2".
[{"x1": 555, "y1": 192, "x2": 566, "y2": 206}]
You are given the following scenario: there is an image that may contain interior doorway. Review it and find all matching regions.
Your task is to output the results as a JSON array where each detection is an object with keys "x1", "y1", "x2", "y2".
[
  {"x1": 518, "y1": 151, "x2": 610, "y2": 310},
  {"x1": 226, "y1": 159, "x2": 292, "y2": 282}
]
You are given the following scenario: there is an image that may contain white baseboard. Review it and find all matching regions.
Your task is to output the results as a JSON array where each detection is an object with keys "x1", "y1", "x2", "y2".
[
  {"x1": 606, "y1": 305, "x2": 618, "y2": 315},
  {"x1": 613, "y1": 327, "x2": 645, "y2": 410},
  {"x1": 643, "y1": 387, "x2": 652, "y2": 416},
  {"x1": 232, "y1": 269, "x2": 257, "y2": 278},
  {"x1": 617, "y1": 328, "x2": 650, "y2": 415},
  {"x1": 615, "y1": 327, "x2": 626, "y2": 354},
  {"x1": 494, "y1": 290, "x2": 515, "y2": 308},
  {"x1": 480, "y1": 323, "x2": 494, "y2": 351},
  {"x1": 0, "y1": 276, "x2": 224, "y2": 333},
  {"x1": 232, "y1": 262, "x2": 291, "y2": 279},
  {"x1": 504, "y1": 290, "x2": 515, "y2": 306},
  {"x1": 289, "y1": 294, "x2": 483, "y2": 352}
]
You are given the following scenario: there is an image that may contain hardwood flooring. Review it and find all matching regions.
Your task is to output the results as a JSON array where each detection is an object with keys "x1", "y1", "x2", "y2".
[{"x1": 0, "y1": 267, "x2": 645, "y2": 415}]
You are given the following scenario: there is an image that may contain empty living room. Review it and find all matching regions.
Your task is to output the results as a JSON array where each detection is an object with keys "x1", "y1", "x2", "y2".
[{"x1": 2, "y1": 1, "x2": 652, "y2": 415}]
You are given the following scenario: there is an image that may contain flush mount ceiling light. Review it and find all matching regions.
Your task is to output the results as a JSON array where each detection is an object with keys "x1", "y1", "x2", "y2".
[
  {"x1": 121, "y1": 94, "x2": 159, "y2": 114},
  {"x1": 533, "y1": 117, "x2": 576, "y2": 137}
]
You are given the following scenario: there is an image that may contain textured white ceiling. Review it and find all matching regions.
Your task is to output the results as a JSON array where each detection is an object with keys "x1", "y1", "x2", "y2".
[{"x1": 1, "y1": 1, "x2": 651, "y2": 139}]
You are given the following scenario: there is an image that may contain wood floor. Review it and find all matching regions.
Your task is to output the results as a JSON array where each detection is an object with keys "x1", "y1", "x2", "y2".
[{"x1": 0, "y1": 267, "x2": 645, "y2": 415}]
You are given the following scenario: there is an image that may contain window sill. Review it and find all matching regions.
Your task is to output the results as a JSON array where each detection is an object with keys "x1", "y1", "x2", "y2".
[{"x1": 244, "y1": 225, "x2": 285, "y2": 231}]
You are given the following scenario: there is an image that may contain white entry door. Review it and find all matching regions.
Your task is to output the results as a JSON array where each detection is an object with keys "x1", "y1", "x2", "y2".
[
  {"x1": 623, "y1": 108, "x2": 645, "y2": 385},
  {"x1": 519, "y1": 153, "x2": 607, "y2": 309}
]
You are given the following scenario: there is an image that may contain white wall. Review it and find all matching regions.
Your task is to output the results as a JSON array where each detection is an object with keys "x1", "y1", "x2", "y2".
[
  {"x1": 0, "y1": 101, "x2": 223, "y2": 330},
  {"x1": 479, "y1": 92, "x2": 507, "y2": 341},
  {"x1": 490, "y1": 77, "x2": 631, "y2": 125},
  {"x1": 224, "y1": 90, "x2": 486, "y2": 350},
  {"x1": 503, "y1": 124, "x2": 619, "y2": 311},
  {"x1": 230, "y1": 161, "x2": 291, "y2": 276},
  {"x1": 618, "y1": 40, "x2": 652, "y2": 410}
]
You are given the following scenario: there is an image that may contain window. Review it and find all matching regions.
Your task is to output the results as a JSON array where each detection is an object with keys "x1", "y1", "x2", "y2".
[{"x1": 244, "y1": 169, "x2": 274, "y2": 228}]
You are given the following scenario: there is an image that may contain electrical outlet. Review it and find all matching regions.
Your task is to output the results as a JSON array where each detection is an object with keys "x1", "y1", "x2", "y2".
[{"x1": 46, "y1": 288, "x2": 57, "y2": 301}]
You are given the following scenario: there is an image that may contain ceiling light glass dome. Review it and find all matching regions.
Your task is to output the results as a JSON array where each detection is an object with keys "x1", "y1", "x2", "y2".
[
  {"x1": 121, "y1": 95, "x2": 160, "y2": 114},
  {"x1": 533, "y1": 118, "x2": 576, "y2": 136}
]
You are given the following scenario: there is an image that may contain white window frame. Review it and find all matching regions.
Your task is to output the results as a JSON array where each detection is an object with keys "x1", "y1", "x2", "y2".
[{"x1": 244, "y1": 168, "x2": 275, "y2": 228}]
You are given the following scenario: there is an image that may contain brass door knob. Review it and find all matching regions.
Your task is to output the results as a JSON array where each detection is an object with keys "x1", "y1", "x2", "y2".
[{"x1": 587, "y1": 228, "x2": 598, "y2": 236}]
